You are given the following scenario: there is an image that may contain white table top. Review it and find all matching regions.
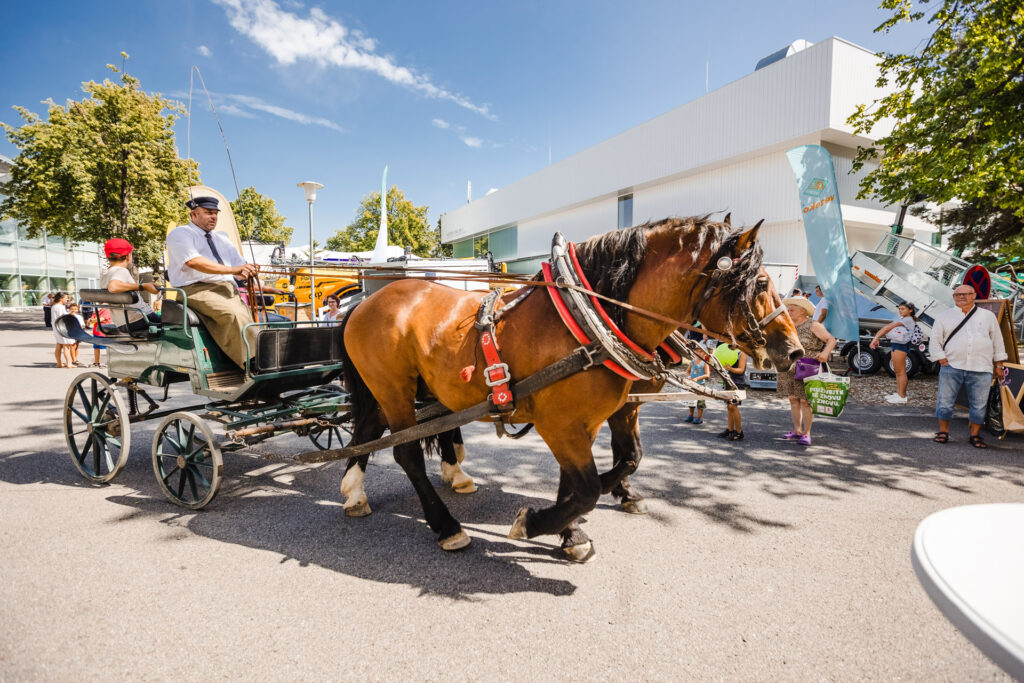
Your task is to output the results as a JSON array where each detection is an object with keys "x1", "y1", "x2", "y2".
[{"x1": 911, "y1": 504, "x2": 1024, "y2": 678}]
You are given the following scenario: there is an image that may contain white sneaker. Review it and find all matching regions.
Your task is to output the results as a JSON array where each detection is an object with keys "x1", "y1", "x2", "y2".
[{"x1": 885, "y1": 394, "x2": 908, "y2": 404}]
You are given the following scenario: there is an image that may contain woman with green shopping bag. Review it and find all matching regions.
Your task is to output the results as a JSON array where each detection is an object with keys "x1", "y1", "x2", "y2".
[{"x1": 776, "y1": 297, "x2": 837, "y2": 445}]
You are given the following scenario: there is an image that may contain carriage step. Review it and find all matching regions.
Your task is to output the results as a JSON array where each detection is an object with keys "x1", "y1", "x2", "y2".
[{"x1": 206, "y1": 369, "x2": 246, "y2": 390}]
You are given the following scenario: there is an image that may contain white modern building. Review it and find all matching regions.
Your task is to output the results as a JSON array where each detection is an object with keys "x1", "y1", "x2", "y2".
[{"x1": 441, "y1": 37, "x2": 935, "y2": 282}]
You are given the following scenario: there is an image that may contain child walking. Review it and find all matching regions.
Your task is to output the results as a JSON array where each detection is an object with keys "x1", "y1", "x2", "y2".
[{"x1": 684, "y1": 355, "x2": 711, "y2": 424}]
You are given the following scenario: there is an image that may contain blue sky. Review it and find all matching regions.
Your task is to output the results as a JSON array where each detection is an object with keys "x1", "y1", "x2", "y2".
[{"x1": 2, "y1": 1, "x2": 933, "y2": 246}]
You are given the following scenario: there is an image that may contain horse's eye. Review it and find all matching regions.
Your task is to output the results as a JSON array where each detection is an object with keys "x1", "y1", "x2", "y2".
[{"x1": 716, "y1": 256, "x2": 733, "y2": 271}]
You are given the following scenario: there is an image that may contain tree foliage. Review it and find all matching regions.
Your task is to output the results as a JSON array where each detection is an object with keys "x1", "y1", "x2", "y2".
[
  {"x1": 848, "y1": 0, "x2": 1024, "y2": 263},
  {"x1": 230, "y1": 186, "x2": 293, "y2": 243},
  {"x1": 326, "y1": 186, "x2": 437, "y2": 255},
  {"x1": 0, "y1": 59, "x2": 196, "y2": 268}
]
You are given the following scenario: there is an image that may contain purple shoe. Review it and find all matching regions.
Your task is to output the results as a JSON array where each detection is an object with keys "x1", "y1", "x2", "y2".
[
  {"x1": 798, "y1": 434, "x2": 812, "y2": 446},
  {"x1": 782, "y1": 431, "x2": 801, "y2": 440}
]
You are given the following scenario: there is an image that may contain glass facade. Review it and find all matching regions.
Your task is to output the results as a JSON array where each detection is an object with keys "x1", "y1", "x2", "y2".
[
  {"x1": 451, "y1": 224, "x2": 518, "y2": 261},
  {"x1": 0, "y1": 206, "x2": 104, "y2": 307}
]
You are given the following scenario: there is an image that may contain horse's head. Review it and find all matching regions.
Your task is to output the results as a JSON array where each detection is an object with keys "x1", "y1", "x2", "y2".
[{"x1": 693, "y1": 219, "x2": 804, "y2": 371}]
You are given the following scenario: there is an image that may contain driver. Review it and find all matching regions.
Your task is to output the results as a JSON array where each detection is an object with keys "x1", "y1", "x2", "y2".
[{"x1": 165, "y1": 196, "x2": 258, "y2": 369}]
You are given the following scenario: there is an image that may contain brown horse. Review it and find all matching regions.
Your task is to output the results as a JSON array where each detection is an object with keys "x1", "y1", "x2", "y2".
[{"x1": 338, "y1": 216, "x2": 803, "y2": 560}]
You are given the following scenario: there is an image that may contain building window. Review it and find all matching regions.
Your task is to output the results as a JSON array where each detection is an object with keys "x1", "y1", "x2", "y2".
[
  {"x1": 931, "y1": 231, "x2": 942, "y2": 247},
  {"x1": 452, "y1": 239, "x2": 473, "y2": 258},
  {"x1": 617, "y1": 194, "x2": 633, "y2": 229}
]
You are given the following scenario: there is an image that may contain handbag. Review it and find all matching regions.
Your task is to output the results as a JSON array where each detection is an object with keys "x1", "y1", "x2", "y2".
[
  {"x1": 804, "y1": 363, "x2": 851, "y2": 418},
  {"x1": 794, "y1": 357, "x2": 821, "y2": 380}
]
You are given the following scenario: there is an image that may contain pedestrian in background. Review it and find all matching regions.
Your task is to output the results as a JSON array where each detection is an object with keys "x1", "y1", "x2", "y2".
[
  {"x1": 813, "y1": 285, "x2": 829, "y2": 324},
  {"x1": 684, "y1": 353, "x2": 710, "y2": 425},
  {"x1": 928, "y1": 285, "x2": 1007, "y2": 448},
  {"x1": 715, "y1": 343, "x2": 748, "y2": 441},
  {"x1": 50, "y1": 292, "x2": 75, "y2": 368},
  {"x1": 777, "y1": 297, "x2": 837, "y2": 446},
  {"x1": 870, "y1": 301, "x2": 917, "y2": 404}
]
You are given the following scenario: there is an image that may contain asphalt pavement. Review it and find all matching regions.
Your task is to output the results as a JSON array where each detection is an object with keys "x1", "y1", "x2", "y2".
[{"x1": 1, "y1": 311, "x2": 1021, "y2": 680}]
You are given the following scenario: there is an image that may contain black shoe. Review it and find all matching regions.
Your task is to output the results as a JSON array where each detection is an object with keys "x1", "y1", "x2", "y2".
[
  {"x1": 728, "y1": 431, "x2": 745, "y2": 441},
  {"x1": 717, "y1": 429, "x2": 735, "y2": 439}
]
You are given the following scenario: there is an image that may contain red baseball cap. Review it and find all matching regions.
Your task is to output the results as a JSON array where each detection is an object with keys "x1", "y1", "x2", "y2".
[{"x1": 104, "y1": 238, "x2": 133, "y2": 258}]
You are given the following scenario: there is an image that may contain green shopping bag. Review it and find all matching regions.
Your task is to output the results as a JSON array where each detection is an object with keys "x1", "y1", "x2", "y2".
[{"x1": 803, "y1": 363, "x2": 850, "y2": 418}]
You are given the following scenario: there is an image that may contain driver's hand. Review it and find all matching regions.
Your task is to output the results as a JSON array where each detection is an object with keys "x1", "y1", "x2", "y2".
[
  {"x1": 235, "y1": 263, "x2": 257, "y2": 278},
  {"x1": 142, "y1": 282, "x2": 159, "y2": 295}
]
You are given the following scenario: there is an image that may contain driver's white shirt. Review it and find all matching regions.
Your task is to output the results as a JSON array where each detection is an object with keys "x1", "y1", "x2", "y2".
[{"x1": 165, "y1": 222, "x2": 244, "y2": 287}]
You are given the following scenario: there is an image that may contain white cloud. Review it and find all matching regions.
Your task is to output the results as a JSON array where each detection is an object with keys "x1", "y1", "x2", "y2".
[
  {"x1": 431, "y1": 118, "x2": 450, "y2": 129},
  {"x1": 212, "y1": 0, "x2": 496, "y2": 120},
  {"x1": 173, "y1": 89, "x2": 341, "y2": 131},
  {"x1": 460, "y1": 136, "x2": 483, "y2": 149},
  {"x1": 198, "y1": 45, "x2": 212, "y2": 57}
]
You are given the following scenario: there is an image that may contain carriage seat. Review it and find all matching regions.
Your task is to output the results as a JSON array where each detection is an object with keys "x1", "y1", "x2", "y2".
[
  {"x1": 161, "y1": 299, "x2": 204, "y2": 327},
  {"x1": 79, "y1": 288, "x2": 139, "y2": 306}
]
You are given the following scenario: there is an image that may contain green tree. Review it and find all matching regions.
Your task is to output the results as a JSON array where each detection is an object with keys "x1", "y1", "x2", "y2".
[
  {"x1": 0, "y1": 58, "x2": 196, "y2": 268},
  {"x1": 230, "y1": 186, "x2": 294, "y2": 243},
  {"x1": 434, "y1": 216, "x2": 453, "y2": 257},
  {"x1": 327, "y1": 186, "x2": 434, "y2": 256},
  {"x1": 848, "y1": 0, "x2": 1024, "y2": 263}
]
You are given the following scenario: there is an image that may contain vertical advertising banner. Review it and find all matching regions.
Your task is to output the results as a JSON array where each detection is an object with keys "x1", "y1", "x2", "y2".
[
  {"x1": 786, "y1": 145, "x2": 860, "y2": 342},
  {"x1": 371, "y1": 165, "x2": 389, "y2": 263}
]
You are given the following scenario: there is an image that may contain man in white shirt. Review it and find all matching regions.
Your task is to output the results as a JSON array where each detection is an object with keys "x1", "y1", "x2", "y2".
[
  {"x1": 165, "y1": 196, "x2": 258, "y2": 369},
  {"x1": 812, "y1": 285, "x2": 829, "y2": 324},
  {"x1": 927, "y1": 284, "x2": 1007, "y2": 448}
]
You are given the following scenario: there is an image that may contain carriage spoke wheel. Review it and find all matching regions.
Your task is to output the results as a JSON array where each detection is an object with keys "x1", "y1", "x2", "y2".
[
  {"x1": 151, "y1": 412, "x2": 223, "y2": 510},
  {"x1": 63, "y1": 372, "x2": 131, "y2": 483},
  {"x1": 308, "y1": 418, "x2": 352, "y2": 451}
]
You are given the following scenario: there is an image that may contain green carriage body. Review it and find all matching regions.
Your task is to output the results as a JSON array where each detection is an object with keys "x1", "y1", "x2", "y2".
[{"x1": 63, "y1": 288, "x2": 351, "y2": 509}]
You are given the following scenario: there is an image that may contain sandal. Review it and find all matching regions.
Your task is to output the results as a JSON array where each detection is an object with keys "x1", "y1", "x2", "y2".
[
  {"x1": 933, "y1": 431, "x2": 949, "y2": 443},
  {"x1": 968, "y1": 435, "x2": 987, "y2": 449}
]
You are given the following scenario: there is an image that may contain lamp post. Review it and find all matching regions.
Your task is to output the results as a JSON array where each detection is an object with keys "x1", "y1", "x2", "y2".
[{"x1": 297, "y1": 181, "x2": 323, "y2": 319}]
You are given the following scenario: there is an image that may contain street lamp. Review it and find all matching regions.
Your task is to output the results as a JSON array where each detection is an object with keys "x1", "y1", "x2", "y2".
[{"x1": 297, "y1": 181, "x2": 323, "y2": 320}]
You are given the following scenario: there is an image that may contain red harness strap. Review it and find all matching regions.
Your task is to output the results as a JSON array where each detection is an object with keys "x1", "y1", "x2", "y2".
[
  {"x1": 479, "y1": 326, "x2": 513, "y2": 410},
  {"x1": 541, "y1": 261, "x2": 642, "y2": 381}
]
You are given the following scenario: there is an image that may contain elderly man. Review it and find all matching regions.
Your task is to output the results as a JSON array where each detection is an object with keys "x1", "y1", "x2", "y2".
[
  {"x1": 928, "y1": 284, "x2": 1007, "y2": 448},
  {"x1": 165, "y1": 196, "x2": 258, "y2": 369}
]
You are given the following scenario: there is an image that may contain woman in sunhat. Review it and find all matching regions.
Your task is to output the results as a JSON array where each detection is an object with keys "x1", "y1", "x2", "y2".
[{"x1": 776, "y1": 296, "x2": 836, "y2": 446}]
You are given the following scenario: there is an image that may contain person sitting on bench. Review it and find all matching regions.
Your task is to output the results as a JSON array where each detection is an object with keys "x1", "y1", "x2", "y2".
[
  {"x1": 101, "y1": 237, "x2": 162, "y2": 329},
  {"x1": 165, "y1": 196, "x2": 261, "y2": 370}
]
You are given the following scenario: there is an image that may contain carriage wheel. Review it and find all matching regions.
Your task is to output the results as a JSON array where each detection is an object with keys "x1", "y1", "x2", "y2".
[
  {"x1": 308, "y1": 418, "x2": 352, "y2": 451},
  {"x1": 151, "y1": 412, "x2": 223, "y2": 510},
  {"x1": 63, "y1": 372, "x2": 131, "y2": 483}
]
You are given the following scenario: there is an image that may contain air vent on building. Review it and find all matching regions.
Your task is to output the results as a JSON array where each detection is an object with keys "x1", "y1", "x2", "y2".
[{"x1": 755, "y1": 39, "x2": 812, "y2": 70}]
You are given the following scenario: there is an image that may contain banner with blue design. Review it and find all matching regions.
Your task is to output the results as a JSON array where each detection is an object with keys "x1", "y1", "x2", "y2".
[{"x1": 786, "y1": 145, "x2": 860, "y2": 342}]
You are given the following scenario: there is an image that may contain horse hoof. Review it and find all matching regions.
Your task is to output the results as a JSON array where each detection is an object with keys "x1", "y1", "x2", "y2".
[
  {"x1": 563, "y1": 541, "x2": 595, "y2": 563},
  {"x1": 508, "y1": 507, "x2": 530, "y2": 539},
  {"x1": 343, "y1": 500, "x2": 372, "y2": 517},
  {"x1": 452, "y1": 477, "x2": 477, "y2": 494},
  {"x1": 620, "y1": 499, "x2": 648, "y2": 515},
  {"x1": 438, "y1": 530, "x2": 471, "y2": 551}
]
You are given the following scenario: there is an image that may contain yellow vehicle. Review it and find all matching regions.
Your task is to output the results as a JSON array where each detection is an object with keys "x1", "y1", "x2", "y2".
[{"x1": 273, "y1": 266, "x2": 361, "y2": 314}]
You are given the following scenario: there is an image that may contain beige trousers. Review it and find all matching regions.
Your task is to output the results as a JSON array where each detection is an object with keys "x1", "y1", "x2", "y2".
[{"x1": 181, "y1": 281, "x2": 255, "y2": 368}]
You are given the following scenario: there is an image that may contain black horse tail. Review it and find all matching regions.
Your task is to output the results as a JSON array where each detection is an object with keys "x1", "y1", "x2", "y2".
[{"x1": 338, "y1": 306, "x2": 386, "y2": 449}]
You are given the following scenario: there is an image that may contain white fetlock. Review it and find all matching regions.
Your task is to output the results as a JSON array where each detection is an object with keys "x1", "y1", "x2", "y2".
[
  {"x1": 341, "y1": 466, "x2": 371, "y2": 517},
  {"x1": 454, "y1": 442, "x2": 466, "y2": 464},
  {"x1": 441, "y1": 462, "x2": 477, "y2": 493},
  {"x1": 562, "y1": 541, "x2": 595, "y2": 563}
]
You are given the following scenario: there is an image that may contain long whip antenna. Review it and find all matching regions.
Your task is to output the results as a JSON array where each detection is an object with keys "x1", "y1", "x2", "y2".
[{"x1": 187, "y1": 65, "x2": 268, "y2": 322}]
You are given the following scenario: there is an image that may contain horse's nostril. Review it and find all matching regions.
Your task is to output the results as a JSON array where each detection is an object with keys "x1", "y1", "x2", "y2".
[{"x1": 789, "y1": 349, "x2": 803, "y2": 362}]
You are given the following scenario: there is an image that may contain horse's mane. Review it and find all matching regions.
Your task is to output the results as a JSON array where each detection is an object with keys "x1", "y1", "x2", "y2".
[{"x1": 569, "y1": 215, "x2": 762, "y2": 331}]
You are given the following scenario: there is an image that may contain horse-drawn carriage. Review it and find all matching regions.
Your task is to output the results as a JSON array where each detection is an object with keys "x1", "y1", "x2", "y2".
[
  {"x1": 58, "y1": 286, "x2": 352, "y2": 509},
  {"x1": 57, "y1": 215, "x2": 803, "y2": 561}
]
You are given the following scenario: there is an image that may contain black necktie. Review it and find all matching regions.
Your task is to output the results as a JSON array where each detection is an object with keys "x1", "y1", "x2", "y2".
[{"x1": 205, "y1": 231, "x2": 225, "y2": 265}]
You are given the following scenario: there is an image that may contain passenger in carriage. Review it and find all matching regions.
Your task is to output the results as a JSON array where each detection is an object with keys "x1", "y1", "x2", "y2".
[
  {"x1": 165, "y1": 196, "x2": 260, "y2": 369},
  {"x1": 101, "y1": 238, "x2": 162, "y2": 327}
]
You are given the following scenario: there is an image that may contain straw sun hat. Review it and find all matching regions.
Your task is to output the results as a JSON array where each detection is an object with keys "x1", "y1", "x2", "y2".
[{"x1": 782, "y1": 297, "x2": 816, "y2": 317}]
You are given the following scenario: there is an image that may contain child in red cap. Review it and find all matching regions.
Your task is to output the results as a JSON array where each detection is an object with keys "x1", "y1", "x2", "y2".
[{"x1": 102, "y1": 238, "x2": 161, "y2": 324}]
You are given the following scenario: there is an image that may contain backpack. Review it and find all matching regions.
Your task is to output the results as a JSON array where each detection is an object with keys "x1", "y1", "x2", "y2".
[{"x1": 909, "y1": 324, "x2": 924, "y2": 345}]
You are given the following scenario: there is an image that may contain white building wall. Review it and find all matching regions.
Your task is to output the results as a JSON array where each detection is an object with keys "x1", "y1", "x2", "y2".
[{"x1": 442, "y1": 37, "x2": 926, "y2": 281}]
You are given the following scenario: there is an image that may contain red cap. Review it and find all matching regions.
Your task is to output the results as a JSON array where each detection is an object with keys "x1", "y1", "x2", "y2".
[{"x1": 104, "y1": 238, "x2": 133, "y2": 258}]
